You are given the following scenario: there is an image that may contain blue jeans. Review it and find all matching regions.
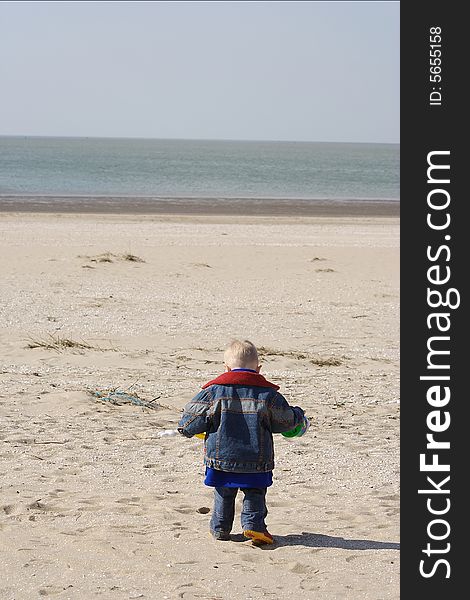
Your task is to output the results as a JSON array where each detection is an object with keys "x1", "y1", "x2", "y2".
[{"x1": 210, "y1": 487, "x2": 268, "y2": 533}]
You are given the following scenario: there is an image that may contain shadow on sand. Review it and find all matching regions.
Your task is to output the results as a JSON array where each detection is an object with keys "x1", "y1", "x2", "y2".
[{"x1": 230, "y1": 531, "x2": 400, "y2": 551}]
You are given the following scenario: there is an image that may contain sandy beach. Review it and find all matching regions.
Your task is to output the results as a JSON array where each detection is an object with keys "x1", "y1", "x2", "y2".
[{"x1": 0, "y1": 210, "x2": 399, "y2": 599}]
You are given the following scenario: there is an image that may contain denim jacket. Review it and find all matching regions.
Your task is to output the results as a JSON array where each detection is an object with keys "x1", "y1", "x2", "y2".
[{"x1": 177, "y1": 371, "x2": 305, "y2": 473}]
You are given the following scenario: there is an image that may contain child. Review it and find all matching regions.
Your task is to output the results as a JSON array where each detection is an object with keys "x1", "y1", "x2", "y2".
[{"x1": 177, "y1": 339, "x2": 308, "y2": 544}]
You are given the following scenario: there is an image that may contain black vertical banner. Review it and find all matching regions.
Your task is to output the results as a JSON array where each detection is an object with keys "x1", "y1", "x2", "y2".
[{"x1": 401, "y1": 2, "x2": 465, "y2": 598}]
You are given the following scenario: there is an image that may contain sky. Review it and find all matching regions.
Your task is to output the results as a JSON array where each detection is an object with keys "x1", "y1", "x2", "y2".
[{"x1": 0, "y1": 1, "x2": 399, "y2": 143}]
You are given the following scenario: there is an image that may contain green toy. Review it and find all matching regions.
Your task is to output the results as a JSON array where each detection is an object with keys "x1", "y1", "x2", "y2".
[{"x1": 281, "y1": 415, "x2": 310, "y2": 438}]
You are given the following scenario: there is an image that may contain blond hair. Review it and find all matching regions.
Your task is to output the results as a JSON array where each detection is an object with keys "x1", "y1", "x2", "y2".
[{"x1": 224, "y1": 339, "x2": 259, "y2": 369}]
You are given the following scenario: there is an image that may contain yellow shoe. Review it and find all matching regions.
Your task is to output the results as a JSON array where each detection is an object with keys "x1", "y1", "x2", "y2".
[{"x1": 243, "y1": 530, "x2": 274, "y2": 545}]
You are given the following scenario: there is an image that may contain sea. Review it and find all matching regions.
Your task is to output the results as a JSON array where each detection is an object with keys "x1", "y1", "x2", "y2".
[{"x1": 0, "y1": 136, "x2": 399, "y2": 202}]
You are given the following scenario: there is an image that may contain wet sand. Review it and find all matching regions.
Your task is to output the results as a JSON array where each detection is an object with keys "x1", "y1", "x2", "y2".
[{"x1": 0, "y1": 195, "x2": 399, "y2": 217}]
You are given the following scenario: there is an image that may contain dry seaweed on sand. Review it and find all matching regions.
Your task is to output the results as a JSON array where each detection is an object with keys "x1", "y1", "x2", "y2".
[
  {"x1": 257, "y1": 346, "x2": 310, "y2": 360},
  {"x1": 120, "y1": 253, "x2": 145, "y2": 262},
  {"x1": 78, "y1": 252, "x2": 146, "y2": 264},
  {"x1": 27, "y1": 334, "x2": 96, "y2": 352},
  {"x1": 26, "y1": 334, "x2": 117, "y2": 353},
  {"x1": 258, "y1": 346, "x2": 343, "y2": 366},
  {"x1": 310, "y1": 356, "x2": 343, "y2": 367},
  {"x1": 91, "y1": 388, "x2": 162, "y2": 410}
]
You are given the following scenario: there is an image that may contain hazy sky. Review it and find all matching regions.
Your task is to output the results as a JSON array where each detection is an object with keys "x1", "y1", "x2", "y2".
[{"x1": 0, "y1": 2, "x2": 399, "y2": 143}]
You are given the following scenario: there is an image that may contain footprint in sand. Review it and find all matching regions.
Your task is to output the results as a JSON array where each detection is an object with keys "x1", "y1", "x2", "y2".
[
  {"x1": 77, "y1": 499, "x2": 103, "y2": 512},
  {"x1": 232, "y1": 562, "x2": 256, "y2": 573},
  {"x1": 38, "y1": 585, "x2": 73, "y2": 596},
  {"x1": 345, "y1": 554, "x2": 359, "y2": 563},
  {"x1": 287, "y1": 561, "x2": 311, "y2": 574},
  {"x1": 173, "y1": 508, "x2": 193, "y2": 515},
  {"x1": 116, "y1": 497, "x2": 141, "y2": 504},
  {"x1": 266, "y1": 498, "x2": 291, "y2": 508},
  {"x1": 378, "y1": 494, "x2": 399, "y2": 501},
  {"x1": 300, "y1": 576, "x2": 322, "y2": 592},
  {"x1": 170, "y1": 522, "x2": 189, "y2": 533},
  {"x1": 173, "y1": 506, "x2": 194, "y2": 515}
]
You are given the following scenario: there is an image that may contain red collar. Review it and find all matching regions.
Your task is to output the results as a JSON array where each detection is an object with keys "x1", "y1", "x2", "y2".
[{"x1": 202, "y1": 371, "x2": 279, "y2": 390}]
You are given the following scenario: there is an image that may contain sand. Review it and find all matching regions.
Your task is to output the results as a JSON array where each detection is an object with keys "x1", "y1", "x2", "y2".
[{"x1": 0, "y1": 211, "x2": 399, "y2": 600}]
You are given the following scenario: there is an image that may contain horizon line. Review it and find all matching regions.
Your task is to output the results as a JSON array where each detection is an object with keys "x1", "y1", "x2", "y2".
[{"x1": 0, "y1": 133, "x2": 400, "y2": 145}]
